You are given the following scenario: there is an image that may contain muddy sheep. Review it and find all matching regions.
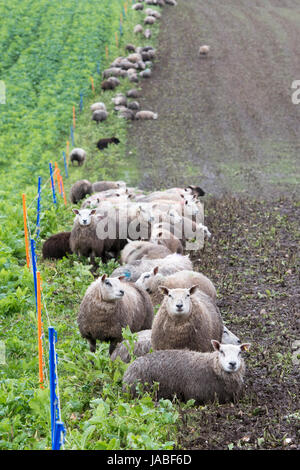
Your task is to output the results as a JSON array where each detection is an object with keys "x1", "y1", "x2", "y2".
[
  {"x1": 136, "y1": 267, "x2": 217, "y2": 306},
  {"x1": 42, "y1": 232, "x2": 72, "y2": 260},
  {"x1": 70, "y1": 179, "x2": 93, "y2": 204},
  {"x1": 123, "y1": 341, "x2": 250, "y2": 403},
  {"x1": 151, "y1": 286, "x2": 223, "y2": 352},
  {"x1": 70, "y1": 148, "x2": 86, "y2": 166},
  {"x1": 77, "y1": 274, "x2": 154, "y2": 354},
  {"x1": 96, "y1": 137, "x2": 120, "y2": 151},
  {"x1": 135, "y1": 110, "x2": 158, "y2": 120},
  {"x1": 111, "y1": 253, "x2": 193, "y2": 282},
  {"x1": 111, "y1": 325, "x2": 242, "y2": 363}
]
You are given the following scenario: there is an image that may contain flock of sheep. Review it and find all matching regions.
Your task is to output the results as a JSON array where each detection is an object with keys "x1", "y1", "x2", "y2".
[{"x1": 42, "y1": 0, "x2": 251, "y2": 406}]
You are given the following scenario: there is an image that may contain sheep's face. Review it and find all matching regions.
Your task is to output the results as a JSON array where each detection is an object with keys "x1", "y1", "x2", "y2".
[
  {"x1": 168, "y1": 209, "x2": 182, "y2": 224},
  {"x1": 159, "y1": 286, "x2": 199, "y2": 317},
  {"x1": 212, "y1": 341, "x2": 251, "y2": 373},
  {"x1": 183, "y1": 198, "x2": 199, "y2": 216},
  {"x1": 222, "y1": 326, "x2": 241, "y2": 345},
  {"x1": 135, "y1": 266, "x2": 159, "y2": 293},
  {"x1": 99, "y1": 275, "x2": 126, "y2": 301},
  {"x1": 73, "y1": 209, "x2": 96, "y2": 226}
]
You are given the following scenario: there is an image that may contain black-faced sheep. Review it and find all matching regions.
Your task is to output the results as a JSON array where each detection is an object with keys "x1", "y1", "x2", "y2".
[
  {"x1": 70, "y1": 148, "x2": 86, "y2": 166},
  {"x1": 136, "y1": 267, "x2": 217, "y2": 306},
  {"x1": 96, "y1": 137, "x2": 120, "y2": 151},
  {"x1": 42, "y1": 232, "x2": 72, "y2": 260},
  {"x1": 151, "y1": 286, "x2": 223, "y2": 352},
  {"x1": 70, "y1": 179, "x2": 93, "y2": 204},
  {"x1": 123, "y1": 342, "x2": 251, "y2": 403},
  {"x1": 77, "y1": 274, "x2": 154, "y2": 354}
]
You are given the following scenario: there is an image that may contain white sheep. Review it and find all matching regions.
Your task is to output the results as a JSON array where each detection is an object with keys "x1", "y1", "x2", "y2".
[{"x1": 199, "y1": 45, "x2": 210, "y2": 56}]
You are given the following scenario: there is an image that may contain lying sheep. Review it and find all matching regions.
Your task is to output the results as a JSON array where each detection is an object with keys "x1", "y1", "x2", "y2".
[
  {"x1": 135, "y1": 110, "x2": 158, "y2": 120},
  {"x1": 136, "y1": 267, "x2": 216, "y2": 305},
  {"x1": 42, "y1": 232, "x2": 72, "y2": 260},
  {"x1": 123, "y1": 341, "x2": 251, "y2": 403},
  {"x1": 199, "y1": 45, "x2": 210, "y2": 56},
  {"x1": 151, "y1": 286, "x2": 223, "y2": 352},
  {"x1": 91, "y1": 180, "x2": 126, "y2": 193},
  {"x1": 111, "y1": 253, "x2": 193, "y2": 282},
  {"x1": 77, "y1": 274, "x2": 154, "y2": 354},
  {"x1": 96, "y1": 137, "x2": 120, "y2": 150},
  {"x1": 70, "y1": 148, "x2": 86, "y2": 166},
  {"x1": 70, "y1": 179, "x2": 93, "y2": 204},
  {"x1": 111, "y1": 325, "x2": 242, "y2": 363},
  {"x1": 121, "y1": 240, "x2": 172, "y2": 264},
  {"x1": 92, "y1": 109, "x2": 108, "y2": 124}
]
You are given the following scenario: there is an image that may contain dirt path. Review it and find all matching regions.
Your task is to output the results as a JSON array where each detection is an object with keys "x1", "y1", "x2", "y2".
[{"x1": 126, "y1": 0, "x2": 300, "y2": 198}]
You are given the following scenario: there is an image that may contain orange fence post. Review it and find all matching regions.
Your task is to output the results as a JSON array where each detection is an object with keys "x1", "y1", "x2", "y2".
[
  {"x1": 90, "y1": 76, "x2": 95, "y2": 92},
  {"x1": 54, "y1": 162, "x2": 59, "y2": 191},
  {"x1": 36, "y1": 271, "x2": 44, "y2": 389},
  {"x1": 57, "y1": 168, "x2": 67, "y2": 206},
  {"x1": 22, "y1": 194, "x2": 30, "y2": 269}
]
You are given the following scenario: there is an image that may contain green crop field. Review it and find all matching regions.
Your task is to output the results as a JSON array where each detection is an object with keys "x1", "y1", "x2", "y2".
[{"x1": 0, "y1": 0, "x2": 181, "y2": 450}]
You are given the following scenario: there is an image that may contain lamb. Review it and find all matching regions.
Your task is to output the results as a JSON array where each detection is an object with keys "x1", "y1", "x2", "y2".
[
  {"x1": 136, "y1": 267, "x2": 217, "y2": 306},
  {"x1": 92, "y1": 109, "x2": 108, "y2": 124},
  {"x1": 123, "y1": 341, "x2": 251, "y2": 403},
  {"x1": 70, "y1": 148, "x2": 86, "y2": 166},
  {"x1": 135, "y1": 110, "x2": 158, "y2": 120},
  {"x1": 120, "y1": 240, "x2": 172, "y2": 264},
  {"x1": 111, "y1": 253, "x2": 193, "y2": 282},
  {"x1": 70, "y1": 179, "x2": 93, "y2": 204},
  {"x1": 133, "y1": 24, "x2": 143, "y2": 34},
  {"x1": 42, "y1": 232, "x2": 72, "y2": 260},
  {"x1": 111, "y1": 325, "x2": 242, "y2": 363},
  {"x1": 199, "y1": 45, "x2": 210, "y2": 56},
  {"x1": 96, "y1": 137, "x2": 120, "y2": 150},
  {"x1": 77, "y1": 274, "x2": 154, "y2": 354},
  {"x1": 151, "y1": 286, "x2": 223, "y2": 352}
]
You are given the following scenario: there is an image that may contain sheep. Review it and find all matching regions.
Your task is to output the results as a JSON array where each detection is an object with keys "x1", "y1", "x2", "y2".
[
  {"x1": 135, "y1": 110, "x2": 158, "y2": 120},
  {"x1": 136, "y1": 267, "x2": 217, "y2": 306},
  {"x1": 91, "y1": 180, "x2": 126, "y2": 193},
  {"x1": 140, "y1": 69, "x2": 152, "y2": 79},
  {"x1": 121, "y1": 240, "x2": 172, "y2": 264},
  {"x1": 118, "y1": 108, "x2": 136, "y2": 120},
  {"x1": 70, "y1": 179, "x2": 93, "y2": 204},
  {"x1": 165, "y1": 0, "x2": 177, "y2": 5},
  {"x1": 151, "y1": 286, "x2": 223, "y2": 352},
  {"x1": 107, "y1": 77, "x2": 121, "y2": 87},
  {"x1": 69, "y1": 209, "x2": 117, "y2": 264},
  {"x1": 150, "y1": 225, "x2": 183, "y2": 254},
  {"x1": 77, "y1": 274, "x2": 154, "y2": 354},
  {"x1": 125, "y1": 44, "x2": 136, "y2": 53},
  {"x1": 42, "y1": 232, "x2": 72, "y2": 260},
  {"x1": 92, "y1": 109, "x2": 108, "y2": 124},
  {"x1": 111, "y1": 253, "x2": 193, "y2": 282},
  {"x1": 102, "y1": 67, "x2": 127, "y2": 78},
  {"x1": 199, "y1": 45, "x2": 210, "y2": 56},
  {"x1": 90, "y1": 102, "x2": 107, "y2": 112},
  {"x1": 127, "y1": 101, "x2": 140, "y2": 111},
  {"x1": 144, "y1": 16, "x2": 156, "y2": 25},
  {"x1": 127, "y1": 53, "x2": 143, "y2": 63},
  {"x1": 70, "y1": 148, "x2": 86, "y2": 166},
  {"x1": 101, "y1": 79, "x2": 117, "y2": 91},
  {"x1": 112, "y1": 95, "x2": 127, "y2": 106},
  {"x1": 133, "y1": 24, "x2": 143, "y2": 34},
  {"x1": 126, "y1": 89, "x2": 140, "y2": 98},
  {"x1": 111, "y1": 325, "x2": 242, "y2": 363},
  {"x1": 96, "y1": 137, "x2": 120, "y2": 151},
  {"x1": 123, "y1": 341, "x2": 251, "y2": 403},
  {"x1": 132, "y1": 2, "x2": 144, "y2": 10}
]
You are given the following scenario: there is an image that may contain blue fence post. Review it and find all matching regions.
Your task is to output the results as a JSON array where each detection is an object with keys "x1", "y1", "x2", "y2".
[
  {"x1": 36, "y1": 176, "x2": 42, "y2": 240},
  {"x1": 49, "y1": 163, "x2": 57, "y2": 205},
  {"x1": 49, "y1": 327, "x2": 66, "y2": 450},
  {"x1": 30, "y1": 238, "x2": 38, "y2": 311}
]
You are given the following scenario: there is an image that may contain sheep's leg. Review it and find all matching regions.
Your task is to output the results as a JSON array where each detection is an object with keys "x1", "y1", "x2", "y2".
[{"x1": 88, "y1": 338, "x2": 96, "y2": 353}]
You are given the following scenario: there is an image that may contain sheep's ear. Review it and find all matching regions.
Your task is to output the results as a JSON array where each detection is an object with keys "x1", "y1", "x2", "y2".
[
  {"x1": 153, "y1": 266, "x2": 159, "y2": 276},
  {"x1": 240, "y1": 343, "x2": 251, "y2": 352},
  {"x1": 101, "y1": 274, "x2": 107, "y2": 282},
  {"x1": 185, "y1": 200, "x2": 189, "y2": 205},
  {"x1": 72, "y1": 209, "x2": 79, "y2": 215},
  {"x1": 189, "y1": 284, "x2": 199, "y2": 295},
  {"x1": 211, "y1": 340, "x2": 221, "y2": 351},
  {"x1": 118, "y1": 276, "x2": 126, "y2": 281},
  {"x1": 158, "y1": 232, "x2": 163, "y2": 237},
  {"x1": 159, "y1": 286, "x2": 169, "y2": 296},
  {"x1": 90, "y1": 209, "x2": 96, "y2": 215},
  {"x1": 180, "y1": 194, "x2": 184, "y2": 198}
]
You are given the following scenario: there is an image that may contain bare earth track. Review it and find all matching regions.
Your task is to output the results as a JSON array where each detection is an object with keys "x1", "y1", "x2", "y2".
[{"x1": 125, "y1": 0, "x2": 300, "y2": 450}]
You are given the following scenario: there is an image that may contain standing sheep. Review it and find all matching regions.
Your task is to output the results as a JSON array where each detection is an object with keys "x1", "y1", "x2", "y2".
[
  {"x1": 92, "y1": 109, "x2": 108, "y2": 124},
  {"x1": 42, "y1": 232, "x2": 72, "y2": 260},
  {"x1": 77, "y1": 274, "x2": 154, "y2": 353},
  {"x1": 123, "y1": 341, "x2": 251, "y2": 403},
  {"x1": 96, "y1": 137, "x2": 120, "y2": 150},
  {"x1": 70, "y1": 148, "x2": 86, "y2": 166},
  {"x1": 151, "y1": 286, "x2": 223, "y2": 352}
]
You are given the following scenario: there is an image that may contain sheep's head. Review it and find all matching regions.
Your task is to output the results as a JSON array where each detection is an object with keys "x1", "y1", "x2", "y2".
[
  {"x1": 181, "y1": 195, "x2": 199, "y2": 216},
  {"x1": 222, "y1": 326, "x2": 241, "y2": 345},
  {"x1": 99, "y1": 274, "x2": 126, "y2": 302},
  {"x1": 73, "y1": 209, "x2": 96, "y2": 226},
  {"x1": 159, "y1": 285, "x2": 199, "y2": 316},
  {"x1": 211, "y1": 341, "x2": 251, "y2": 373},
  {"x1": 136, "y1": 266, "x2": 159, "y2": 292}
]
